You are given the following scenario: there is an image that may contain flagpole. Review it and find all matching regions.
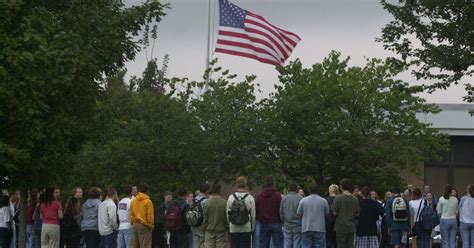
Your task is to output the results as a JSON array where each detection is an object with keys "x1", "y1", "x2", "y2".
[{"x1": 204, "y1": 0, "x2": 213, "y2": 92}]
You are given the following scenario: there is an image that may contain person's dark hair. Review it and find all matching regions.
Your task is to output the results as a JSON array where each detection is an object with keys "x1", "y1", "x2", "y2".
[
  {"x1": 164, "y1": 191, "x2": 173, "y2": 196},
  {"x1": 177, "y1": 188, "x2": 187, "y2": 197},
  {"x1": 199, "y1": 183, "x2": 210, "y2": 194},
  {"x1": 443, "y1": 184, "x2": 453, "y2": 200},
  {"x1": 468, "y1": 184, "x2": 474, "y2": 197},
  {"x1": 391, "y1": 187, "x2": 401, "y2": 194},
  {"x1": 107, "y1": 188, "x2": 117, "y2": 198},
  {"x1": 210, "y1": 184, "x2": 222, "y2": 194},
  {"x1": 139, "y1": 183, "x2": 149, "y2": 194},
  {"x1": 65, "y1": 197, "x2": 80, "y2": 216},
  {"x1": 43, "y1": 187, "x2": 55, "y2": 204},
  {"x1": 309, "y1": 182, "x2": 320, "y2": 194},
  {"x1": 412, "y1": 188, "x2": 422, "y2": 199},
  {"x1": 340, "y1": 179, "x2": 353, "y2": 192},
  {"x1": 361, "y1": 186, "x2": 370, "y2": 198},
  {"x1": 0, "y1": 195, "x2": 9, "y2": 207},
  {"x1": 123, "y1": 186, "x2": 133, "y2": 197},
  {"x1": 265, "y1": 177, "x2": 274, "y2": 188},
  {"x1": 88, "y1": 187, "x2": 102, "y2": 199},
  {"x1": 288, "y1": 182, "x2": 298, "y2": 192},
  {"x1": 29, "y1": 192, "x2": 38, "y2": 206}
]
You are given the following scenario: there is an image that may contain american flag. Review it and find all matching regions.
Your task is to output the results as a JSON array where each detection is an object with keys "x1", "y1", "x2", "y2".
[{"x1": 215, "y1": 0, "x2": 301, "y2": 66}]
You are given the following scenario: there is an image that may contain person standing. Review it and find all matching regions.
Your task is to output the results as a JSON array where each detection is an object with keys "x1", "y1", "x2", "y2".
[
  {"x1": 409, "y1": 188, "x2": 431, "y2": 248},
  {"x1": 98, "y1": 188, "x2": 119, "y2": 248},
  {"x1": 155, "y1": 192, "x2": 173, "y2": 248},
  {"x1": 118, "y1": 187, "x2": 133, "y2": 248},
  {"x1": 423, "y1": 185, "x2": 438, "y2": 206},
  {"x1": 82, "y1": 187, "x2": 103, "y2": 248},
  {"x1": 437, "y1": 184, "x2": 459, "y2": 248},
  {"x1": 0, "y1": 195, "x2": 12, "y2": 248},
  {"x1": 385, "y1": 188, "x2": 410, "y2": 248},
  {"x1": 9, "y1": 190, "x2": 20, "y2": 248},
  {"x1": 165, "y1": 189, "x2": 190, "y2": 248},
  {"x1": 460, "y1": 184, "x2": 474, "y2": 248},
  {"x1": 26, "y1": 193, "x2": 38, "y2": 248},
  {"x1": 297, "y1": 182, "x2": 329, "y2": 248},
  {"x1": 130, "y1": 183, "x2": 154, "y2": 248},
  {"x1": 40, "y1": 187, "x2": 63, "y2": 248},
  {"x1": 33, "y1": 194, "x2": 44, "y2": 248},
  {"x1": 332, "y1": 179, "x2": 360, "y2": 248},
  {"x1": 280, "y1": 182, "x2": 303, "y2": 248},
  {"x1": 62, "y1": 197, "x2": 82, "y2": 248},
  {"x1": 355, "y1": 187, "x2": 382, "y2": 248},
  {"x1": 190, "y1": 184, "x2": 209, "y2": 248},
  {"x1": 256, "y1": 178, "x2": 284, "y2": 248},
  {"x1": 227, "y1": 176, "x2": 256, "y2": 248},
  {"x1": 73, "y1": 187, "x2": 83, "y2": 201},
  {"x1": 326, "y1": 184, "x2": 339, "y2": 248},
  {"x1": 203, "y1": 184, "x2": 228, "y2": 248}
]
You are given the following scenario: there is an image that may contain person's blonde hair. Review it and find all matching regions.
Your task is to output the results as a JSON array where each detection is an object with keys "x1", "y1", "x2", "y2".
[{"x1": 328, "y1": 184, "x2": 339, "y2": 195}]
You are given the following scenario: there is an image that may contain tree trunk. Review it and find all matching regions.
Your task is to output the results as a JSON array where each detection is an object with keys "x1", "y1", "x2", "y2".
[{"x1": 19, "y1": 189, "x2": 28, "y2": 248}]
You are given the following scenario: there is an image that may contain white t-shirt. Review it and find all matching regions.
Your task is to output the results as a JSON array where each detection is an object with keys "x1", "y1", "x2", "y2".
[
  {"x1": 409, "y1": 198, "x2": 425, "y2": 222},
  {"x1": 118, "y1": 197, "x2": 132, "y2": 230},
  {"x1": 0, "y1": 206, "x2": 11, "y2": 228}
]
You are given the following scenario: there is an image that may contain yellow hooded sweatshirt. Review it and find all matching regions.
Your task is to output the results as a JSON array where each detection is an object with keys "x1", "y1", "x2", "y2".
[{"x1": 130, "y1": 192, "x2": 154, "y2": 230}]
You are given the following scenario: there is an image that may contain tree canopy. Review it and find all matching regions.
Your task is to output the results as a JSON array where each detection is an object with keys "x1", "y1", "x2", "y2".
[{"x1": 379, "y1": 0, "x2": 473, "y2": 101}]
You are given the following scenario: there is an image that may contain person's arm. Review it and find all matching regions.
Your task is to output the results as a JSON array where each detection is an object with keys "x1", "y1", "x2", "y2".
[
  {"x1": 437, "y1": 198, "x2": 443, "y2": 217},
  {"x1": 279, "y1": 197, "x2": 285, "y2": 222},
  {"x1": 110, "y1": 203, "x2": 118, "y2": 230},
  {"x1": 296, "y1": 199, "x2": 303, "y2": 217},
  {"x1": 146, "y1": 200, "x2": 154, "y2": 230},
  {"x1": 331, "y1": 197, "x2": 338, "y2": 216},
  {"x1": 385, "y1": 199, "x2": 393, "y2": 230},
  {"x1": 203, "y1": 202, "x2": 209, "y2": 229},
  {"x1": 58, "y1": 203, "x2": 64, "y2": 220},
  {"x1": 409, "y1": 203, "x2": 415, "y2": 228},
  {"x1": 455, "y1": 198, "x2": 459, "y2": 215}
]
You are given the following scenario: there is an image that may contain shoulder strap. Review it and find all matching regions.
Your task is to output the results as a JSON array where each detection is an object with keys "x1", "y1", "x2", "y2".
[
  {"x1": 241, "y1": 194, "x2": 249, "y2": 200},
  {"x1": 198, "y1": 197, "x2": 206, "y2": 203},
  {"x1": 416, "y1": 198, "x2": 424, "y2": 221}
]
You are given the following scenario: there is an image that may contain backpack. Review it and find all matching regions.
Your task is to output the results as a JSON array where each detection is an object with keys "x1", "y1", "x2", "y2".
[
  {"x1": 392, "y1": 196, "x2": 408, "y2": 222},
  {"x1": 165, "y1": 202, "x2": 184, "y2": 231},
  {"x1": 417, "y1": 199, "x2": 439, "y2": 231},
  {"x1": 228, "y1": 193, "x2": 250, "y2": 225},
  {"x1": 186, "y1": 197, "x2": 206, "y2": 227}
]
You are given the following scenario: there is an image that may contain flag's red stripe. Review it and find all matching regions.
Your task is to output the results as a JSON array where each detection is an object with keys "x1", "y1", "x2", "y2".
[
  {"x1": 244, "y1": 19, "x2": 295, "y2": 51},
  {"x1": 215, "y1": 48, "x2": 280, "y2": 66},
  {"x1": 218, "y1": 30, "x2": 284, "y2": 61},
  {"x1": 247, "y1": 12, "x2": 300, "y2": 45},
  {"x1": 216, "y1": 39, "x2": 283, "y2": 63},
  {"x1": 244, "y1": 27, "x2": 289, "y2": 59}
]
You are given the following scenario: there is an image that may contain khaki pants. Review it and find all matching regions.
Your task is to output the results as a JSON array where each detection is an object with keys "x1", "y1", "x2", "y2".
[
  {"x1": 132, "y1": 223, "x2": 152, "y2": 248},
  {"x1": 41, "y1": 224, "x2": 60, "y2": 248},
  {"x1": 193, "y1": 226, "x2": 206, "y2": 248},
  {"x1": 205, "y1": 232, "x2": 227, "y2": 248}
]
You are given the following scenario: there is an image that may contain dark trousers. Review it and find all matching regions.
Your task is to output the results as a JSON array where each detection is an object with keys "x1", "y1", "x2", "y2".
[
  {"x1": 100, "y1": 231, "x2": 118, "y2": 248},
  {"x1": 170, "y1": 230, "x2": 189, "y2": 248},
  {"x1": 83, "y1": 230, "x2": 101, "y2": 248},
  {"x1": 230, "y1": 232, "x2": 252, "y2": 248},
  {"x1": 259, "y1": 223, "x2": 284, "y2": 248},
  {"x1": 0, "y1": 227, "x2": 12, "y2": 248},
  {"x1": 415, "y1": 222, "x2": 431, "y2": 248},
  {"x1": 336, "y1": 233, "x2": 354, "y2": 248},
  {"x1": 153, "y1": 222, "x2": 167, "y2": 248}
]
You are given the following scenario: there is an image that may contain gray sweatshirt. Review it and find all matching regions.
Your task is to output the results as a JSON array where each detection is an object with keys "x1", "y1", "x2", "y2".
[
  {"x1": 280, "y1": 192, "x2": 303, "y2": 231},
  {"x1": 81, "y1": 199, "x2": 102, "y2": 231}
]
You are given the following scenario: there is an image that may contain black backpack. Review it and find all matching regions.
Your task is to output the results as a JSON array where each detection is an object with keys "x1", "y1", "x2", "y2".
[{"x1": 228, "y1": 193, "x2": 250, "y2": 225}]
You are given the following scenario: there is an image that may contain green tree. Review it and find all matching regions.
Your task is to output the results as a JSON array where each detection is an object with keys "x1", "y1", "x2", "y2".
[
  {"x1": 379, "y1": 0, "x2": 473, "y2": 101},
  {"x1": 0, "y1": 0, "x2": 167, "y2": 245},
  {"x1": 266, "y1": 51, "x2": 449, "y2": 191}
]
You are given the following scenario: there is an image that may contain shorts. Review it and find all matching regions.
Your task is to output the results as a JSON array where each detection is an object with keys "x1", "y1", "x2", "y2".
[{"x1": 390, "y1": 229, "x2": 404, "y2": 245}]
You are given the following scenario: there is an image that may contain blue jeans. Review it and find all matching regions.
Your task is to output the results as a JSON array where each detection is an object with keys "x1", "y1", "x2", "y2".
[
  {"x1": 33, "y1": 230, "x2": 41, "y2": 248},
  {"x1": 117, "y1": 229, "x2": 132, "y2": 248},
  {"x1": 460, "y1": 222, "x2": 474, "y2": 248},
  {"x1": 283, "y1": 227, "x2": 301, "y2": 248},
  {"x1": 440, "y1": 218, "x2": 457, "y2": 248},
  {"x1": 259, "y1": 223, "x2": 284, "y2": 248},
  {"x1": 302, "y1": 231, "x2": 326, "y2": 248},
  {"x1": 26, "y1": 225, "x2": 33, "y2": 248},
  {"x1": 100, "y1": 231, "x2": 118, "y2": 248},
  {"x1": 84, "y1": 230, "x2": 101, "y2": 248}
]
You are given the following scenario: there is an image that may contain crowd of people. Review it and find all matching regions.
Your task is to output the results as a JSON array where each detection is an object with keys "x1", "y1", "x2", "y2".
[{"x1": 0, "y1": 177, "x2": 473, "y2": 248}]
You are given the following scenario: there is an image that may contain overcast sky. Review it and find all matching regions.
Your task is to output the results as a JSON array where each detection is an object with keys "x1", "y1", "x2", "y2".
[{"x1": 125, "y1": 0, "x2": 469, "y2": 103}]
